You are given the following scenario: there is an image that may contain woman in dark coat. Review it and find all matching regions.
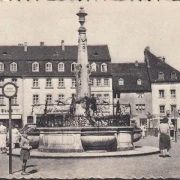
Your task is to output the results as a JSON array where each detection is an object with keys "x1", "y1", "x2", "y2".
[
  {"x1": 20, "y1": 133, "x2": 32, "y2": 175},
  {"x1": 158, "y1": 117, "x2": 171, "y2": 158}
]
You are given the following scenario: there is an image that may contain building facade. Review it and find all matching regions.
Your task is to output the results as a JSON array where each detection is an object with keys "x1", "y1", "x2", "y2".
[
  {"x1": 145, "y1": 48, "x2": 180, "y2": 129},
  {"x1": 0, "y1": 43, "x2": 113, "y2": 127}
]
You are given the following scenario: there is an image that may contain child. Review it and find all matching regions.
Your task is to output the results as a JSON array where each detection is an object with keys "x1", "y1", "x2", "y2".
[
  {"x1": 20, "y1": 133, "x2": 32, "y2": 175},
  {"x1": 0, "y1": 122, "x2": 7, "y2": 153}
]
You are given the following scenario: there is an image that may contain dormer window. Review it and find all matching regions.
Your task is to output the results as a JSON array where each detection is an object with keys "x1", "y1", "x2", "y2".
[
  {"x1": 0, "y1": 63, "x2": 4, "y2": 72},
  {"x1": 171, "y1": 71, "x2": 177, "y2": 79},
  {"x1": 58, "y1": 62, "x2": 64, "y2": 72},
  {"x1": 71, "y1": 62, "x2": 76, "y2": 72},
  {"x1": 91, "y1": 62, "x2": 96, "y2": 72},
  {"x1": 101, "y1": 63, "x2": 107, "y2": 72},
  {"x1": 45, "y1": 62, "x2": 52, "y2": 72},
  {"x1": 32, "y1": 62, "x2": 39, "y2": 72},
  {"x1": 137, "y1": 79, "x2": 142, "y2": 85},
  {"x1": 158, "y1": 72, "x2": 164, "y2": 80},
  {"x1": 119, "y1": 78, "x2": 124, "y2": 85},
  {"x1": 10, "y1": 62, "x2": 17, "y2": 72}
]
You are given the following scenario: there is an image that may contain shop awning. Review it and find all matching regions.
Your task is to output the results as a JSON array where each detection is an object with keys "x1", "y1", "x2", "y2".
[{"x1": 0, "y1": 114, "x2": 22, "y2": 120}]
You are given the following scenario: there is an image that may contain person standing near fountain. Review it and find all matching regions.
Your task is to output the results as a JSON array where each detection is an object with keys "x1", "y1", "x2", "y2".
[
  {"x1": 158, "y1": 117, "x2": 171, "y2": 158},
  {"x1": 20, "y1": 133, "x2": 32, "y2": 175},
  {"x1": 0, "y1": 122, "x2": 7, "y2": 154}
]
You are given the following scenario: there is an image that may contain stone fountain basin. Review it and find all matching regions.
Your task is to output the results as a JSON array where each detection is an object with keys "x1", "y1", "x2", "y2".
[
  {"x1": 133, "y1": 128, "x2": 142, "y2": 142},
  {"x1": 81, "y1": 130, "x2": 116, "y2": 151}
]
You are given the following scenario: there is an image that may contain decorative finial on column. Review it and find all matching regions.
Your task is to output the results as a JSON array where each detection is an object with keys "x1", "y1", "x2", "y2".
[{"x1": 76, "y1": 7, "x2": 88, "y2": 26}]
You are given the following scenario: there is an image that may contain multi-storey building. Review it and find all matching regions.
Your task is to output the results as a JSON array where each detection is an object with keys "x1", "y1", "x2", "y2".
[
  {"x1": 0, "y1": 42, "x2": 113, "y2": 127},
  {"x1": 145, "y1": 47, "x2": 180, "y2": 129},
  {"x1": 110, "y1": 62, "x2": 152, "y2": 127}
]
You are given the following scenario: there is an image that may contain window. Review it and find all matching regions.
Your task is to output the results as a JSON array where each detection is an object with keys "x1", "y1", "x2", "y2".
[
  {"x1": 0, "y1": 79, "x2": 4, "y2": 86},
  {"x1": 33, "y1": 94, "x2": 39, "y2": 105},
  {"x1": 101, "y1": 63, "x2": 107, "y2": 72},
  {"x1": 97, "y1": 79, "x2": 101, "y2": 87},
  {"x1": 0, "y1": 63, "x2": 4, "y2": 72},
  {"x1": 137, "y1": 79, "x2": 142, "y2": 85},
  {"x1": 136, "y1": 104, "x2": 145, "y2": 111},
  {"x1": 104, "y1": 79, "x2": 109, "y2": 86},
  {"x1": 158, "y1": 72, "x2": 164, "y2": 80},
  {"x1": 91, "y1": 62, "x2": 96, "y2": 72},
  {"x1": 58, "y1": 78, "x2": 64, "y2": 87},
  {"x1": 72, "y1": 79, "x2": 76, "y2": 87},
  {"x1": 119, "y1": 78, "x2": 124, "y2": 85},
  {"x1": 46, "y1": 78, "x2": 52, "y2": 88},
  {"x1": 92, "y1": 79, "x2": 96, "y2": 87},
  {"x1": 159, "y1": 90, "x2": 165, "y2": 98},
  {"x1": 58, "y1": 94, "x2": 64, "y2": 102},
  {"x1": 46, "y1": 94, "x2": 52, "y2": 104},
  {"x1": 45, "y1": 62, "x2": 52, "y2": 72},
  {"x1": 58, "y1": 62, "x2": 64, "y2": 72},
  {"x1": 159, "y1": 105, "x2": 165, "y2": 113},
  {"x1": 0, "y1": 95, "x2": 4, "y2": 105},
  {"x1": 137, "y1": 93, "x2": 144, "y2": 98},
  {"x1": 171, "y1": 72, "x2": 177, "y2": 79},
  {"x1": 71, "y1": 62, "x2": 76, "y2": 72},
  {"x1": 32, "y1": 62, "x2": 39, "y2": 72},
  {"x1": 171, "y1": 90, "x2": 176, "y2": 98},
  {"x1": 104, "y1": 94, "x2": 109, "y2": 103},
  {"x1": 10, "y1": 62, "x2": 17, "y2": 72},
  {"x1": 33, "y1": 79, "x2": 39, "y2": 88},
  {"x1": 11, "y1": 95, "x2": 17, "y2": 105},
  {"x1": 12, "y1": 78, "x2": 17, "y2": 85},
  {"x1": 96, "y1": 94, "x2": 102, "y2": 103},
  {"x1": 171, "y1": 105, "x2": 177, "y2": 113}
]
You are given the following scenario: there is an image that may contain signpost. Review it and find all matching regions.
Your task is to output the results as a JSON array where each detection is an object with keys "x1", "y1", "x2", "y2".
[{"x1": 2, "y1": 82, "x2": 18, "y2": 174}]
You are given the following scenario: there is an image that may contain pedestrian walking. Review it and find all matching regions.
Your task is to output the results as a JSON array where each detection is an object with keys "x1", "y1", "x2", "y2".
[
  {"x1": 158, "y1": 117, "x2": 171, "y2": 158},
  {"x1": 169, "y1": 122, "x2": 175, "y2": 140},
  {"x1": 140, "y1": 124, "x2": 146, "y2": 139},
  {"x1": 20, "y1": 133, "x2": 32, "y2": 175},
  {"x1": 0, "y1": 122, "x2": 7, "y2": 153},
  {"x1": 12, "y1": 124, "x2": 21, "y2": 149}
]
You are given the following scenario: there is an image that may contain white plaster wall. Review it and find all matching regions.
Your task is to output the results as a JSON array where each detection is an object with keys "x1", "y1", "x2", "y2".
[{"x1": 152, "y1": 83, "x2": 180, "y2": 129}]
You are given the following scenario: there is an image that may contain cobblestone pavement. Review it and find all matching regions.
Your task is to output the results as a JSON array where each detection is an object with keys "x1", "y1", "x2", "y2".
[{"x1": 0, "y1": 136, "x2": 180, "y2": 179}]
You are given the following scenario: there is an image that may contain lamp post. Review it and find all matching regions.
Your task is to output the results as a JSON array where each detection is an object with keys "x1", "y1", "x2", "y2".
[{"x1": 2, "y1": 82, "x2": 18, "y2": 174}]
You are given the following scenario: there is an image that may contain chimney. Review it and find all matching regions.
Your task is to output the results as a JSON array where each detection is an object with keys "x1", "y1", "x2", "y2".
[
  {"x1": 40, "y1": 42, "x2": 44, "y2": 46},
  {"x1": 162, "y1": 56, "x2": 165, "y2": 62},
  {"x1": 61, "y1": 40, "x2": 65, "y2": 51},
  {"x1": 145, "y1": 46, "x2": 150, "y2": 51},
  {"x1": 135, "y1": 60, "x2": 138, "y2": 66},
  {"x1": 24, "y1": 42, "x2": 27, "y2": 52}
]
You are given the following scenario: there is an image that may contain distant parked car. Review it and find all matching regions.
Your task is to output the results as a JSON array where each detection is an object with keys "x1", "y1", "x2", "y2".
[{"x1": 19, "y1": 123, "x2": 40, "y2": 149}]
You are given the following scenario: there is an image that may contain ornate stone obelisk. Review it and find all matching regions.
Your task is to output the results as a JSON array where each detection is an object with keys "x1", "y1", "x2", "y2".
[{"x1": 76, "y1": 7, "x2": 90, "y2": 99}]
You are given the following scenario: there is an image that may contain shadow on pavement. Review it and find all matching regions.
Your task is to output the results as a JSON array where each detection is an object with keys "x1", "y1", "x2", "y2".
[{"x1": 28, "y1": 169, "x2": 38, "y2": 174}]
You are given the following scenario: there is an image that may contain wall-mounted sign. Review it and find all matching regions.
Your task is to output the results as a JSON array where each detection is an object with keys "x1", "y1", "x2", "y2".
[{"x1": 2, "y1": 82, "x2": 17, "y2": 98}]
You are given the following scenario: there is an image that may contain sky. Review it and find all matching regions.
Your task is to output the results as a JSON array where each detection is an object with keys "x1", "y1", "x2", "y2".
[{"x1": 0, "y1": 1, "x2": 180, "y2": 70}]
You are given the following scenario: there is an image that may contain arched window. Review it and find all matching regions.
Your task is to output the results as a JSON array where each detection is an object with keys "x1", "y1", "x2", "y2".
[
  {"x1": 91, "y1": 62, "x2": 96, "y2": 72},
  {"x1": 0, "y1": 63, "x2": 4, "y2": 72},
  {"x1": 32, "y1": 62, "x2": 39, "y2": 72},
  {"x1": 137, "y1": 79, "x2": 142, "y2": 85},
  {"x1": 158, "y1": 72, "x2": 164, "y2": 80},
  {"x1": 45, "y1": 62, "x2": 52, "y2": 72},
  {"x1": 171, "y1": 71, "x2": 177, "y2": 79},
  {"x1": 101, "y1": 63, "x2": 107, "y2": 72},
  {"x1": 119, "y1": 78, "x2": 124, "y2": 85},
  {"x1": 71, "y1": 62, "x2": 76, "y2": 72},
  {"x1": 10, "y1": 62, "x2": 17, "y2": 72},
  {"x1": 58, "y1": 62, "x2": 64, "y2": 72}
]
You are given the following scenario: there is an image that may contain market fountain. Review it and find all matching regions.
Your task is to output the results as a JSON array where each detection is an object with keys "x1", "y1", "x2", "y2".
[{"x1": 36, "y1": 7, "x2": 142, "y2": 153}]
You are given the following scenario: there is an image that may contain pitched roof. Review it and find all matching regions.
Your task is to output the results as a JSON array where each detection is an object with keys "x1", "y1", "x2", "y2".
[
  {"x1": 144, "y1": 49, "x2": 180, "y2": 83},
  {"x1": 110, "y1": 63, "x2": 151, "y2": 92},
  {"x1": 0, "y1": 45, "x2": 111, "y2": 61}
]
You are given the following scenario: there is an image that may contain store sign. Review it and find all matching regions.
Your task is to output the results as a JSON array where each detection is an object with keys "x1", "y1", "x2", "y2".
[{"x1": 2, "y1": 82, "x2": 17, "y2": 98}]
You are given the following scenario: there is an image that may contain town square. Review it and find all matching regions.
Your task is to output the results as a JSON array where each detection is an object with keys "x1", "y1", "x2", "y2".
[{"x1": 0, "y1": 0, "x2": 180, "y2": 179}]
